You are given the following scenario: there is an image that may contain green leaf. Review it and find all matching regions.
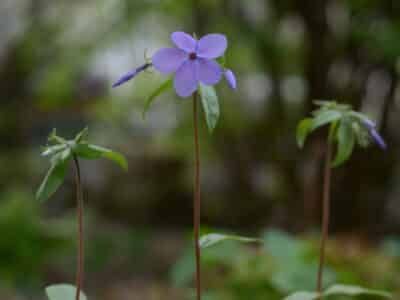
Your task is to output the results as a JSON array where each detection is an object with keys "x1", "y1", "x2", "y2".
[
  {"x1": 48, "y1": 129, "x2": 67, "y2": 145},
  {"x1": 310, "y1": 110, "x2": 342, "y2": 131},
  {"x1": 36, "y1": 150, "x2": 71, "y2": 202},
  {"x1": 296, "y1": 118, "x2": 313, "y2": 148},
  {"x1": 328, "y1": 120, "x2": 339, "y2": 142},
  {"x1": 46, "y1": 284, "x2": 87, "y2": 300},
  {"x1": 282, "y1": 291, "x2": 319, "y2": 300},
  {"x1": 73, "y1": 143, "x2": 128, "y2": 171},
  {"x1": 41, "y1": 144, "x2": 67, "y2": 157},
  {"x1": 142, "y1": 78, "x2": 173, "y2": 118},
  {"x1": 314, "y1": 100, "x2": 335, "y2": 107},
  {"x1": 199, "y1": 233, "x2": 261, "y2": 249},
  {"x1": 324, "y1": 284, "x2": 392, "y2": 299},
  {"x1": 74, "y1": 127, "x2": 89, "y2": 143},
  {"x1": 332, "y1": 120, "x2": 355, "y2": 167},
  {"x1": 199, "y1": 84, "x2": 220, "y2": 132}
]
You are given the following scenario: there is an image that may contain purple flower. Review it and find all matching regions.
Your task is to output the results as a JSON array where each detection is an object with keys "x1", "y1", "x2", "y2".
[
  {"x1": 363, "y1": 119, "x2": 387, "y2": 149},
  {"x1": 112, "y1": 63, "x2": 151, "y2": 88},
  {"x1": 152, "y1": 32, "x2": 227, "y2": 97},
  {"x1": 224, "y1": 69, "x2": 237, "y2": 90}
]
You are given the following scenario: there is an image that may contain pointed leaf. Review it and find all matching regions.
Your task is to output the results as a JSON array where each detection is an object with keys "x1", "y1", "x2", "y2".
[
  {"x1": 74, "y1": 127, "x2": 89, "y2": 143},
  {"x1": 48, "y1": 129, "x2": 67, "y2": 145},
  {"x1": 310, "y1": 110, "x2": 342, "y2": 131},
  {"x1": 332, "y1": 120, "x2": 355, "y2": 167},
  {"x1": 41, "y1": 144, "x2": 67, "y2": 157},
  {"x1": 324, "y1": 284, "x2": 392, "y2": 299},
  {"x1": 199, "y1": 83, "x2": 220, "y2": 132},
  {"x1": 296, "y1": 118, "x2": 313, "y2": 148},
  {"x1": 73, "y1": 143, "x2": 128, "y2": 171},
  {"x1": 36, "y1": 150, "x2": 71, "y2": 202},
  {"x1": 199, "y1": 233, "x2": 261, "y2": 249},
  {"x1": 46, "y1": 284, "x2": 87, "y2": 300},
  {"x1": 142, "y1": 78, "x2": 173, "y2": 118},
  {"x1": 282, "y1": 291, "x2": 319, "y2": 300}
]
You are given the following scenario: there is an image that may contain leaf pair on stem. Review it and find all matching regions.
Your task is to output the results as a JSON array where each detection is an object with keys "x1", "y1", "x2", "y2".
[
  {"x1": 286, "y1": 100, "x2": 389, "y2": 300},
  {"x1": 37, "y1": 127, "x2": 127, "y2": 300}
]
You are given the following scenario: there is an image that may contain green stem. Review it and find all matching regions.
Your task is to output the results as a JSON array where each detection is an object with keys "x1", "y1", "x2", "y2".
[
  {"x1": 193, "y1": 91, "x2": 201, "y2": 300},
  {"x1": 316, "y1": 141, "x2": 332, "y2": 294},
  {"x1": 73, "y1": 156, "x2": 84, "y2": 300}
]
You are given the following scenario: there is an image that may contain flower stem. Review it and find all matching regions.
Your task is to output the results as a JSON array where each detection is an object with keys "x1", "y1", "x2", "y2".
[
  {"x1": 316, "y1": 141, "x2": 332, "y2": 294},
  {"x1": 192, "y1": 91, "x2": 201, "y2": 300},
  {"x1": 73, "y1": 155, "x2": 84, "y2": 300}
]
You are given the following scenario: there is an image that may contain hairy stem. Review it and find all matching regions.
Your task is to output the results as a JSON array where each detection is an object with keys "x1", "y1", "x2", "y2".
[
  {"x1": 193, "y1": 92, "x2": 201, "y2": 300},
  {"x1": 316, "y1": 141, "x2": 332, "y2": 294},
  {"x1": 73, "y1": 156, "x2": 84, "y2": 300}
]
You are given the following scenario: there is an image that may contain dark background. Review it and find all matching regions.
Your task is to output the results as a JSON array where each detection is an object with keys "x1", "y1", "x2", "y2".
[{"x1": 1, "y1": 0, "x2": 399, "y2": 299}]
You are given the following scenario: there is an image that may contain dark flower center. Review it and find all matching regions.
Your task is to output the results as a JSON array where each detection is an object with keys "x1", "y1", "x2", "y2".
[{"x1": 189, "y1": 52, "x2": 197, "y2": 60}]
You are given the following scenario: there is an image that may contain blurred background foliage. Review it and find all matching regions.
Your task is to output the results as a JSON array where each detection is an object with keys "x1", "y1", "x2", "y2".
[{"x1": 0, "y1": 0, "x2": 400, "y2": 299}]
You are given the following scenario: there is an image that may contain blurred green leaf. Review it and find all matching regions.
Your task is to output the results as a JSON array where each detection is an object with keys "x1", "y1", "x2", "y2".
[
  {"x1": 142, "y1": 78, "x2": 173, "y2": 118},
  {"x1": 311, "y1": 110, "x2": 342, "y2": 131},
  {"x1": 170, "y1": 245, "x2": 195, "y2": 287},
  {"x1": 36, "y1": 150, "x2": 71, "y2": 202},
  {"x1": 48, "y1": 129, "x2": 67, "y2": 145},
  {"x1": 74, "y1": 127, "x2": 89, "y2": 143},
  {"x1": 271, "y1": 261, "x2": 335, "y2": 293},
  {"x1": 46, "y1": 284, "x2": 87, "y2": 300},
  {"x1": 199, "y1": 233, "x2": 261, "y2": 248},
  {"x1": 324, "y1": 284, "x2": 392, "y2": 299},
  {"x1": 73, "y1": 143, "x2": 128, "y2": 171},
  {"x1": 314, "y1": 100, "x2": 335, "y2": 107},
  {"x1": 282, "y1": 291, "x2": 319, "y2": 300},
  {"x1": 263, "y1": 230, "x2": 307, "y2": 260},
  {"x1": 283, "y1": 285, "x2": 392, "y2": 300},
  {"x1": 332, "y1": 120, "x2": 355, "y2": 167},
  {"x1": 296, "y1": 118, "x2": 313, "y2": 148},
  {"x1": 41, "y1": 144, "x2": 67, "y2": 157},
  {"x1": 199, "y1": 84, "x2": 220, "y2": 132}
]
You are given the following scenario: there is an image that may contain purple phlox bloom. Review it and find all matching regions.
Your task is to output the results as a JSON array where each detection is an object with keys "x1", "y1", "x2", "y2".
[
  {"x1": 112, "y1": 63, "x2": 151, "y2": 88},
  {"x1": 362, "y1": 119, "x2": 387, "y2": 149},
  {"x1": 224, "y1": 69, "x2": 237, "y2": 90},
  {"x1": 152, "y1": 32, "x2": 227, "y2": 97}
]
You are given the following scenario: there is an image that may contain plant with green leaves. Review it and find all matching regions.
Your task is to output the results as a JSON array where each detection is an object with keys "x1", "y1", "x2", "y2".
[
  {"x1": 113, "y1": 31, "x2": 236, "y2": 300},
  {"x1": 37, "y1": 128, "x2": 127, "y2": 300},
  {"x1": 287, "y1": 100, "x2": 389, "y2": 300}
]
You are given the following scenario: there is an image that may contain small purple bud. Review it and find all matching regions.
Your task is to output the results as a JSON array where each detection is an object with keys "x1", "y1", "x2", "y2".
[
  {"x1": 363, "y1": 118, "x2": 376, "y2": 128},
  {"x1": 112, "y1": 63, "x2": 151, "y2": 88},
  {"x1": 224, "y1": 69, "x2": 237, "y2": 90},
  {"x1": 362, "y1": 119, "x2": 387, "y2": 150},
  {"x1": 369, "y1": 127, "x2": 387, "y2": 149}
]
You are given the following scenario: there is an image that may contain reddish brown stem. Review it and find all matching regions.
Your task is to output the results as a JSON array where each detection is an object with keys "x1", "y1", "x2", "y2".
[
  {"x1": 73, "y1": 156, "x2": 84, "y2": 300},
  {"x1": 193, "y1": 92, "x2": 201, "y2": 300},
  {"x1": 316, "y1": 141, "x2": 332, "y2": 294}
]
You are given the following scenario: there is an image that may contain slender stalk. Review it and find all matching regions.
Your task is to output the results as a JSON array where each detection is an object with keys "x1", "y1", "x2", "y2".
[
  {"x1": 316, "y1": 141, "x2": 332, "y2": 294},
  {"x1": 192, "y1": 91, "x2": 201, "y2": 300},
  {"x1": 73, "y1": 155, "x2": 84, "y2": 300}
]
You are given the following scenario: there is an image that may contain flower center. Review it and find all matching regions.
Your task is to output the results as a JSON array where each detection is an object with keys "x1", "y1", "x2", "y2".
[{"x1": 189, "y1": 52, "x2": 197, "y2": 60}]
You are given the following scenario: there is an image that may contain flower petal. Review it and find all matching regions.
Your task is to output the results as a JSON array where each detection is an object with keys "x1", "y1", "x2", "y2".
[
  {"x1": 152, "y1": 48, "x2": 187, "y2": 74},
  {"x1": 171, "y1": 32, "x2": 197, "y2": 53},
  {"x1": 174, "y1": 60, "x2": 198, "y2": 98},
  {"x1": 369, "y1": 128, "x2": 387, "y2": 149},
  {"x1": 224, "y1": 69, "x2": 237, "y2": 89},
  {"x1": 196, "y1": 58, "x2": 222, "y2": 85},
  {"x1": 197, "y1": 34, "x2": 227, "y2": 59},
  {"x1": 362, "y1": 119, "x2": 387, "y2": 150},
  {"x1": 112, "y1": 63, "x2": 150, "y2": 88}
]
